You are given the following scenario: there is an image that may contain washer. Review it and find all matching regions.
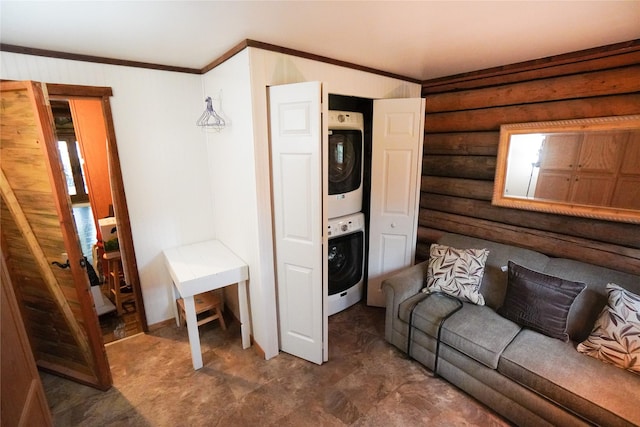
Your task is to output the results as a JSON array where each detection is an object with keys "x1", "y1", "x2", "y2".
[
  {"x1": 327, "y1": 212, "x2": 365, "y2": 316},
  {"x1": 327, "y1": 110, "x2": 364, "y2": 219}
]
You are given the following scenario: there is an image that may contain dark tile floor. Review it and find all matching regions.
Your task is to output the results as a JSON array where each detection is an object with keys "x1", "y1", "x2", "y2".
[
  {"x1": 99, "y1": 309, "x2": 142, "y2": 344},
  {"x1": 41, "y1": 302, "x2": 511, "y2": 426}
]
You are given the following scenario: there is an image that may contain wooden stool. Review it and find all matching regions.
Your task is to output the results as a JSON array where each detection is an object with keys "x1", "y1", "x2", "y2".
[
  {"x1": 103, "y1": 251, "x2": 135, "y2": 315},
  {"x1": 177, "y1": 291, "x2": 226, "y2": 330}
]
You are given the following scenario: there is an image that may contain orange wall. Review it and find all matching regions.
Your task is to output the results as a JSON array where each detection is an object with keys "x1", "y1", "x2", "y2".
[{"x1": 69, "y1": 99, "x2": 112, "y2": 240}]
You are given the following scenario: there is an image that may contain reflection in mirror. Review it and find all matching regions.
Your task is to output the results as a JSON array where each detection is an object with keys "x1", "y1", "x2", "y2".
[
  {"x1": 504, "y1": 134, "x2": 544, "y2": 198},
  {"x1": 493, "y1": 115, "x2": 640, "y2": 224}
]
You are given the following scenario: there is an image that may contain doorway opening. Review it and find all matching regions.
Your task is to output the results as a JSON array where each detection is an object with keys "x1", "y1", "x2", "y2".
[{"x1": 51, "y1": 98, "x2": 143, "y2": 344}]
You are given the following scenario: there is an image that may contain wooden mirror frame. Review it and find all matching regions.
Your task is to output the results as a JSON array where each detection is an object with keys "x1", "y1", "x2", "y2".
[{"x1": 492, "y1": 114, "x2": 640, "y2": 224}]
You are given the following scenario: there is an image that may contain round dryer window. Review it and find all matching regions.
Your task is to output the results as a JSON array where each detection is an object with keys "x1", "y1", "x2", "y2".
[
  {"x1": 327, "y1": 232, "x2": 364, "y2": 295},
  {"x1": 328, "y1": 130, "x2": 362, "y2": 195}
]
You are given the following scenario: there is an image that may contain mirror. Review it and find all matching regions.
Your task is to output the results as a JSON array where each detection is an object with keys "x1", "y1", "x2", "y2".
[{"x1": 492, "y1": 115, "x2": 640, "y2": 224}]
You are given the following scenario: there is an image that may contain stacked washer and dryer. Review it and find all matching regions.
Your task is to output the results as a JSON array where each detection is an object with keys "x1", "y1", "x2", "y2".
[{"x1": 327, "y1": 111, "x2": 366, "y2": 316}]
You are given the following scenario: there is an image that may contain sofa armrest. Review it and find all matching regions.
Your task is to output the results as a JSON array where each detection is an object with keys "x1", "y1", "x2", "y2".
[{"x1": 382, "y1": 261, "x2": 429, "y2": 342}]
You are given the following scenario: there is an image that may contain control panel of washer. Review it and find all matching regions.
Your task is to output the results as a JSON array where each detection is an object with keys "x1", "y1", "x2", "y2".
[
  {"x1": 328, "y1": 110, "x2": 363, "y2": 129},
  {"x1": 327, "y1": 214, "x2": 364, "y2": 237}
]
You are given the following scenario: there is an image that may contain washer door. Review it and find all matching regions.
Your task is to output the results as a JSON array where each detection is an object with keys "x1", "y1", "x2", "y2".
[
  {"x1": 328, "y1": 231, "x2": 363, "y2": 295},
  {"x1": 328, "y1": 130, "x2": 362, "y2": 195}
]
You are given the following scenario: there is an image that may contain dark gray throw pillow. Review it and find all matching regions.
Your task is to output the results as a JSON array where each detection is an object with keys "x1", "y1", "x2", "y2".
[{"x1": 498, "y1": 261, "x2": 586, "y2": 342}]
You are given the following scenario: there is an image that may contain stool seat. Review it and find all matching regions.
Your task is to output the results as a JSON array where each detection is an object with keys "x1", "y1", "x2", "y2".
[
  {"x1": 103, "y1": 251, "x2": 135, "y2": 315},
  {"x1": 177, "y1": 291, "x2": 226, "y2": 330}
]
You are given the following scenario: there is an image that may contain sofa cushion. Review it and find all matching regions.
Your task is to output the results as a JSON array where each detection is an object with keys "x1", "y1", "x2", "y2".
[
  {"x1": 577, "y1": 283, "x2": 640, "y2": 375},
  {"x1": 498, "y1": 262, "x2": 585, "y2": 342},
  {"x1": 424, "y1": 244, "x2": 488, "y2": 305},
  {"x1": 440, "y1": 303, "x2": 521, "y2": 369},
  {"x1": 543, "y1": 258, "x2": 640, "y2": 343},
  {"x1": 438, "y1": 234, "x2": 550, "y2": 310},
  {"x1": 399, "y1": 294, "x2": 521, "y2": 369},
  {"x1": 398, "y1": 292, "x2": 465, "y2": 338},
  {"x1": 498, "y1": 329, "x2": 640, "y2": 427}
]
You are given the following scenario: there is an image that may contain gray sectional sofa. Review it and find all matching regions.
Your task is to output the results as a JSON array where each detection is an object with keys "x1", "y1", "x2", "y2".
[{"x1": 383, "y1": 233, "x2": 640, "y2": 427}]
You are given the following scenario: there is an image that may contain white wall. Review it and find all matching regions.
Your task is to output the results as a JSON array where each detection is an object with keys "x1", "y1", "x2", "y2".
[
  {"x1": 1, "y1": 48, "x2": 422, "y2": 359},
  {"x1": 1, "y1": 52, "x2": 216, "y2": 325},
  {"x1": 201, "y1": 50, "x2": 268, "y2": 349}
]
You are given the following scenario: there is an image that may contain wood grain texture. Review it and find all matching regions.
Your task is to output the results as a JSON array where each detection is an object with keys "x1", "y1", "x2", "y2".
[
  {"x1": 422, "y1": 40, "x2": 640, "y2": 94},
  {"x1": 1, "y1": 81, "x2": 112, "y2": 390},
  {"x1": 421, "y1": 193, "x2": 640, "y2": 249},
  {"x1": 1, "y1": 254, "x2": 53, "y2": 427},
  {"x1": 423, "y1": 132, "x2": 499, "y2": 155},
  {"x1": 419, "y1": 43, "x2": 640, "y2": 275},
  {"x1": 419, "y1": 210, "x2": 640, "y2": 274},
  {"x1": 426, "y1": 65, "x2": 640, "y2": 113},
  {"x1": 425, "y1": 94, "x2": 640, "y2": 133}
]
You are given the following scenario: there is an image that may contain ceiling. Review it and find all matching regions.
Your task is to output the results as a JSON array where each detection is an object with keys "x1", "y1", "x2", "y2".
[{"x1": 1, "y1": 1, "x2": 639, "y2": 81}]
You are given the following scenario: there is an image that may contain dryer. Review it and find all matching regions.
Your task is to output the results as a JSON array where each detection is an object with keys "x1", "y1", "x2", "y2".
[
  {"x1": 327, "y1": 111, "x2": 364, "y2": 219},
  {"x1": 327, "y1": 212, "x2": 365, "y2": 316}
]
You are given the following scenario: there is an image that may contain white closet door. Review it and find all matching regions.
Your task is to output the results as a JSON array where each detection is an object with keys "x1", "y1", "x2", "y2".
[
  {"x1": 269, "y1": 82, "x2": 324, "y2": 364},
  {"x1": 367, "y1": 98, "x2": 426, "y2": 307}
]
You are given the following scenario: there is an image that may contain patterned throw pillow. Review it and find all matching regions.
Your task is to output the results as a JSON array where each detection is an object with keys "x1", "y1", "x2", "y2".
[
  {"x1": 423, "y1": 244, "x2": 489, "y2": 305},
  {"x1": 577, "y1": 283, "x2": 640, "y2": 375}
]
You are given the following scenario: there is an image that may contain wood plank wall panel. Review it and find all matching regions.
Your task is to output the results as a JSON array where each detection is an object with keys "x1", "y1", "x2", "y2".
[
  {"x1": 0, "y1": 87, "x2": 93, "y2": 376},
  {"x1": 419, "y1": 41, "x2": 640, "y2": 275}
]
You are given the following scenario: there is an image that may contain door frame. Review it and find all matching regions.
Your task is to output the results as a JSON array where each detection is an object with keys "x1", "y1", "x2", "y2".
[{"x1": 47, "y1": 83, "x2": 148, "y2": 332}]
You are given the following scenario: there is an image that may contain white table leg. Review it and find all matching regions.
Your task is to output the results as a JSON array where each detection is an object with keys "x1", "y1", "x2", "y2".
[
  {"x1": 182, "y1": 295, "x2": 203, "y2": 370},
  {"x1": 172, "y1": 283, "x2": 181, "y2": 327},
  {"x1": 238, "y1": 280, "x2": 251, "y2": 349}
]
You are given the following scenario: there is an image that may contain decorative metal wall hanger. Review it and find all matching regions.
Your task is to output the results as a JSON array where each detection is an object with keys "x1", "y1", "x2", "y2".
[{"x1": 196, "y1": 96, "x2": 225, "y2": 131}]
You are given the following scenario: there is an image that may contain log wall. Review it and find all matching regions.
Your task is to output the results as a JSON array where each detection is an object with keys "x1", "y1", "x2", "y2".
[{"x1": 419, "y1": 40, "x2": 640, "y2": 275}]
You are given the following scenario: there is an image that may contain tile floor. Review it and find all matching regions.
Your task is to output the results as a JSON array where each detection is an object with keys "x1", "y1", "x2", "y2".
[{"x1": 41, "y1": 302, "x2": 512, "y2": 426}]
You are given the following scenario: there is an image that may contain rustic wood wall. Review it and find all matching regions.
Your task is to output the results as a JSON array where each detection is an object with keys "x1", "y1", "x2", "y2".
[{"x1": 418, "y1": 40, "x2": 640, "y2": 276}]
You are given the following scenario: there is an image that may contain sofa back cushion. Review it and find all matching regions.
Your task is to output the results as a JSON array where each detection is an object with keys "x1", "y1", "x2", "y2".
[
  {"x1": 577, "y1": 283, "x2": 640, "y2": 375},
  {"x1": 543, "y1": 259, "x2": 640, "y2": 343},
  {"x1": 425, "y1": 244, "x2": 489, "y2": 305},
  {"x1": 438, "y1": 234, "x2": 550, "y2": 310},
  {"x1": 499, "y1": 261, "x2": 586, "y2": 342}
]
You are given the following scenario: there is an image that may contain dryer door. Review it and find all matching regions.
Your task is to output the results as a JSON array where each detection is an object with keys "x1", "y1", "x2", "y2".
[
  {"x1": 328, "y1": 231, "x2": 364, "y2": 296},
  {"x1": 328, "y1": 129, "x2": 362, "y2": 195}
]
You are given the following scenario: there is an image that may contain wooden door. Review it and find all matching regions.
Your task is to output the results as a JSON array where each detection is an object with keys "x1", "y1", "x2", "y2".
[
  {"x1": 568, "y1": 131, "x2": 625, "y2": 206},
  {"x1": 613, "y1": 131, "x2": 640, "y2": 209},
  {"x1": 535, "y1": 171, "x2": 573, "y2": 201},
  {"x1": 538, "y1": 133, "x2": 581, "y2": 170},
  {"x1": 367, "y1": 98, "x2": 426, "y2": 307},
  {"x1": 577, "y1": 131, "x2": 625, "y2": 173},
  {"x1": 535, "y1": 133, "x2": 581, "y2": 201},
  {"x1": 0, "y1": 81, "x2": 112, "y2": 390},
  {"x1": 1, "y1": 254, "x2": 53, "y2": 427},
  {"x1": 571, "y1": 174, "x2": 617, "y2": 206},
  {"x1": 269, "y1": 82, "x2": 324, "y2": 364}
]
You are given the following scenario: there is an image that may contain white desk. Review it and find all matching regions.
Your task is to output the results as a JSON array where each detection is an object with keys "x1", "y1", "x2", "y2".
[{"x1": 163, "y1": 240, "x2": 250, "y2": 370}]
